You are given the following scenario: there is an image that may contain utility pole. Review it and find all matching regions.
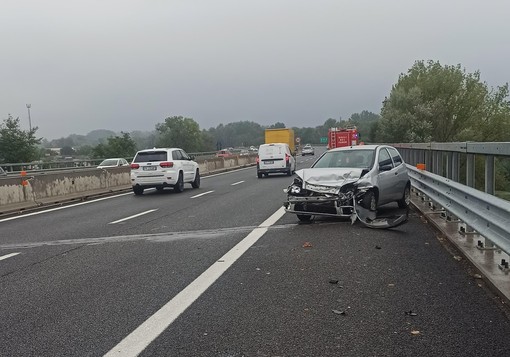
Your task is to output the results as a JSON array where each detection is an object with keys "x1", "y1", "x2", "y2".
[{"x1": 26, "y1": 104, "x2": 32, "y2": 131}]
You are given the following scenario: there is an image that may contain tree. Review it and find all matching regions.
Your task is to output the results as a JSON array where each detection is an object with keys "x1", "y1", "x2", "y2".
[
  {"x1": 0, "y1": 114, "x2": 41, "y2": 163},
  {"x1": 91, "y1": 132, "x2": 137, "y2": 158},
  {"x1": 268, "y1": 122, "x2": 286, "y2": 129},
  {"x1": 156, "y1": 116, "x2": 202, "y2": 152},
  {"x1": 377, "y1": 60, "x2": 510, "y2": 143}
]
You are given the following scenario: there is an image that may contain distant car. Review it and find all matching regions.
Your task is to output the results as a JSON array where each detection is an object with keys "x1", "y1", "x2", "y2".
[
  {"x1": 257, "y1": 143, "x2": 296, "y2": 178},
  {"x1": 130, "y1": 148, "x2": 200, "y2": 195},
  {"x1": 216, "y1": 150, "x2": 234, "y2": 158},
  {"x1": 97, "y1": 158, "x2": 129, "y2": 168},
  {"x1": 284, "y1": 145, "x2": 410, "y2": 223},
  {"x1": 301, "y1": 144, "x2": 315, "y2": 156}
]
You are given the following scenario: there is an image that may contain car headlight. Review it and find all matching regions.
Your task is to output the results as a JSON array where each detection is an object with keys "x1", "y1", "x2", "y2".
[{"x1": 290, "y1": 185, "x2": 301, "y2": 194}]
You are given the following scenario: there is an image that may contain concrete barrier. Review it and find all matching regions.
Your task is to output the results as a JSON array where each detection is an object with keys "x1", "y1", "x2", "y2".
[{"x1": 0, "y1": 155, "x2": 257, "y2": 214}]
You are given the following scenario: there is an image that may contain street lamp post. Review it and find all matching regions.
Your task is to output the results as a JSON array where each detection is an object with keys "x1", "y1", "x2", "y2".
[{"x1": 26, "y1": 104, "x2": 32, "y2": 131}]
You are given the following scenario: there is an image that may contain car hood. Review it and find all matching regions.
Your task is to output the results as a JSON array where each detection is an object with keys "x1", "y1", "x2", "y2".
[{"x1": 295, "y1": 168, "x2": 364, "y2": 187}]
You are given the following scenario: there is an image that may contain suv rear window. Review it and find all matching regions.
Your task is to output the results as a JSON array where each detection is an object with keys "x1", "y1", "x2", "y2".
[{"x1": 133, "y1": 151, "x2": 168, "y2": 162}]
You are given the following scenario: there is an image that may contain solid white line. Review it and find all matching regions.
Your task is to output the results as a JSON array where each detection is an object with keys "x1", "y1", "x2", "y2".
[
  {"x1": 0, "y1": 192, "x2": 134, "y2": 223},
  {"x1": 190, "y1": 190, "x2": 214, "y2": 199},
  {"x1": 109, "y1": 209, "x2": 158, "y2": 224},
  {"x1": 104, "y1": 206, "x2": 286, "y2": 357},
  {"x1": 231, "y1": 181, "x2": 245, "y2": 186},
  {"x1": 0, "y1": 252, "x2": 20, "y2": 261},
  {"x1": 0, "y1": 168, "x2": 253, "y2": 224}
]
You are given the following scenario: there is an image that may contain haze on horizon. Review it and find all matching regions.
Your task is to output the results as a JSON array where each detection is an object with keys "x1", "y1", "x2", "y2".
[{"x1": 2, "y1": 0, "x2": 509, "y2": 141}]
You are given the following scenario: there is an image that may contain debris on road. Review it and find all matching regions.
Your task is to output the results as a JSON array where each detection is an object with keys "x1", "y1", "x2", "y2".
[
  {"x1": 375, "y1": 245, "x2": 382, "y2": 249},
  {"x1": 405, "y1": 311, "x2": 418, "y2": 316},
  {"x1": 329, "y1": 279, "x2": 339, "y2": 284},
  {"x1": 332, "y1": 310, "x2": 346, "y2": 315},
  {"x1": 411, "y1": 330, "x2": 420, "y2": 335},
  {"x1": 302, "y1": 242, "x2": 313, "y2": 248}
]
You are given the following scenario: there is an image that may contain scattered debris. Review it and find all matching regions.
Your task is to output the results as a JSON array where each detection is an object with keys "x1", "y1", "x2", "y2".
[
  {"x1": 473, "y1": 274, "x2": 483, "y2": 279},
  {"x1": 329, "y1": 279, "x2": 339, "y2": 284},
  {"x1": 405, "y1": 311, "x2": 418, "y2": 316},
  {"x1": 332, "y1": 310, "x2": 346, "y2": 315},
  {"x1": 256, "y1": 268, "x2": 261, "y2": 271},
  {"x1": 303, "y1": 242, "x2": 313, "y2": 248},
  {"x1": 411, "y1": 330, "x2": 420, "y2": 335},
  {"x1": 375, "y1": 245, "x2": 382, "y2": 249},
  {"x1": 388, "y1": 283, "x2": 395, "y2": 287},
  {"x1": 453, "y1": 256, "x2": 462, "y2": 261}
]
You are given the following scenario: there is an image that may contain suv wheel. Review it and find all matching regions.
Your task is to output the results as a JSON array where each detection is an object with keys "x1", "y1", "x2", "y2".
[
  {"x1": 133, "y1": 186, "x2": 144, "y2": 195},
  {"x1": 191, "y1": 169, "x2": 200, "y2": 188},
  {"x1": 174, "y1": 172, "x2": 184, "y2": 193}
]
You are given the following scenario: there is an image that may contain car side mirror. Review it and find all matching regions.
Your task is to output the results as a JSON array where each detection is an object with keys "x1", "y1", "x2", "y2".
[{"x1": 379, "y1": 164, "x2": 393, "y2": 172}]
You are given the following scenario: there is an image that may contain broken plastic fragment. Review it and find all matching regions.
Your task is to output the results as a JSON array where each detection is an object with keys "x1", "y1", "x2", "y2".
[{"x1": 303, "y1": 242, "x2": 313, "y2": 248}]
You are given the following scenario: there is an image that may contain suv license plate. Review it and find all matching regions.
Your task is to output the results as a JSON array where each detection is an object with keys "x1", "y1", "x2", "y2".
[
  {"x1": 143, "y1": 166, "x2": 157, "y2": 171},
  {"x1": 264, "y1": 160, "x2": 274, "y2": 164}
]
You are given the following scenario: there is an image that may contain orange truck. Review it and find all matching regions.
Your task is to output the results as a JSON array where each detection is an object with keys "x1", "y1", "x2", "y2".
[
  {"x1": 327, "y1": 127, "x2": 359, "y2": 149},
  {"x1": 264, "y1": 128, "x2": 296, "y2": 154}
]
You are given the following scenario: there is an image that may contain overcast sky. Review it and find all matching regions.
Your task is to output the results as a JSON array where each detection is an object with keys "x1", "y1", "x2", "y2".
[{"x1": 1, "y1": 0, "x2": 509, "y2": 140}]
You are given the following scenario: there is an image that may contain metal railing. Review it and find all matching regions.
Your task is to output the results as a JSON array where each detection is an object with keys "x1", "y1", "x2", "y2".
[{"x1": 393, "y1": 142, "x2": 510, "y2": 256}]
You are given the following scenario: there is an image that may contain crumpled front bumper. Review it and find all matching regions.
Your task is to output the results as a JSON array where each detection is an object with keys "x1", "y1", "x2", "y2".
[{"x1": 283, "y1": 194, "x2": 354, "y2": 217}]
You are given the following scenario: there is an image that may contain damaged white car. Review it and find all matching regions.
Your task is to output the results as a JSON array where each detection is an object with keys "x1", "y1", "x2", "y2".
[{"x1": 283, "y1": 145, "x2": 411, "y2": 228}]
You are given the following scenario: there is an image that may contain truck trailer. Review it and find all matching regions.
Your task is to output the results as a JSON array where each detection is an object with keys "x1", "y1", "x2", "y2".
[{"x1": 264, "y1": 128, "x2": 296, "y2": 154}]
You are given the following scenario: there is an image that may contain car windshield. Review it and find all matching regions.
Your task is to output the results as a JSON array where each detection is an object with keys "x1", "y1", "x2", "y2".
[
  {"x1": 312, "y1": 149, "x2": 374, "y2": 169},
  {"x1": 99, "y1": 159, "x2": 118, "y2": 166}
]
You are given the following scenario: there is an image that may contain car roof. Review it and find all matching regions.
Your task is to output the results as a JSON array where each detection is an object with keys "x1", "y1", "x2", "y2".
[
  {"x1": 328, "y1": 145, "x2": 381, "y2": 152},
  {"x1": 259, "y1": 143, "x2": 288, "y2": 147},
  {"x1": 136, "y1": 148, "x2": 182, "y2": 153}
]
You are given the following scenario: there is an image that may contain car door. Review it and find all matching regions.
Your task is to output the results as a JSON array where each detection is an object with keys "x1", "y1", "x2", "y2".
[
  {"x1": 387, "y1": 147, "x2": 408, "y2": 196},
  {"x1": 376, "y1": 147, "x2": 397, "y2": 205},
  {"x1": 179, "y1": 149, "x2": 194, "y2": 181}
]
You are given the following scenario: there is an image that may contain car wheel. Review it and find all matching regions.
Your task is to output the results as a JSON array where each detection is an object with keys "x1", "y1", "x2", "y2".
[
  {"x1": 174, "y1": 172, "x2": 184, "y2": 193},
  {"x1": 297, "y1": 214, "x2": 312, "y2": 222},
  {"x1": 361, "y1": 190, "x2": 377, "y2": 211},
  {"x1": 397, "y1": 184, "x2": 411, "y2": 208},
  {"x1": 257, "y1": 172, "x2": 262, "y2": 178},
  {"x1": 191, "y1": 169, "x2": 200, "y2": 188},
  {"x1": 264, "y1": 173, "x2": 269, "y2": 177},
  {"x1": 133, "y1": 186, "x2": 144, "y2": 195}
]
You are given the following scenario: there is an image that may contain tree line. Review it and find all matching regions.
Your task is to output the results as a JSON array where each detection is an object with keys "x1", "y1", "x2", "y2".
[{"x1": 2, "y1": 59, "x2": 510, "y2": 165}]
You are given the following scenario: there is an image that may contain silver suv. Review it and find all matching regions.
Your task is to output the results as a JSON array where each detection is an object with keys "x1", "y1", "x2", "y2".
[{"x1": 130, "y1": 148, "x2": 200, "y2": 195}]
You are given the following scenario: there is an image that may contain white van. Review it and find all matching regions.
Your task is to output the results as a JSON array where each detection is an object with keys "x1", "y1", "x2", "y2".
[{"x1": 257, "y1": 143, "x2": 296, "y2": 178}]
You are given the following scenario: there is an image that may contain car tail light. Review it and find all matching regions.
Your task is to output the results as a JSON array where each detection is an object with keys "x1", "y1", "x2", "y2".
[
  {"x1": 130, "y1": 163, "x2": 140, "y2": 169},
  {"x1": 160, "y1": 162, "x2": 174, "y2": 168},
  {"x1": 256, "y1": 156, "x2": 260, "y2": 163},
  {"x1": 285, "y1": 154, "x2": 290, "y2": 162}
]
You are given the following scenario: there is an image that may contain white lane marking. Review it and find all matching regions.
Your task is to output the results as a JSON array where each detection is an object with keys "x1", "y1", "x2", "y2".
[
  {"x1": 109, "y1": 209, "x2": 158, "y2": 225},
  {"x1": 0, "y1": 252, "x2": 20, "y2": 261},
  {"x1": 0, "y1": 167, "x2": 253, "y2": 224},
  {"x1": 0, "y1": 192, "x2": 134, "y2": 223},
  {"x1": 104, "y1": 206, "x2": 286, "y2": 357},
  {"x1": 231, "y1": 181, "x2": 245, "y2": 186},
  {"x1": 190, "y1": 190, "x2": 214, "y2": 199}
]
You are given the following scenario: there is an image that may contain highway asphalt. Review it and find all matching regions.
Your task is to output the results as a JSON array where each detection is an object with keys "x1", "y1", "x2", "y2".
[{"x1": 1, "y1": 152, "x2": 510, "y2": 356}]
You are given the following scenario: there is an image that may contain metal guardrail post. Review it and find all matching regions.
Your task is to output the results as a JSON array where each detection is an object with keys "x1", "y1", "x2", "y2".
[{"x1": 485, "y1": 155, "x2": 495, "y2": 195}]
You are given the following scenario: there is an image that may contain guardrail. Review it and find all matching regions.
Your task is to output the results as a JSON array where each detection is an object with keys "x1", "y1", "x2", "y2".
[
  {"x1": 0, "y1": 155, "x2": 257, "y2": 213},
  {"x1": 393, "y1": 142, "x2": 510, "y2": 264}
]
